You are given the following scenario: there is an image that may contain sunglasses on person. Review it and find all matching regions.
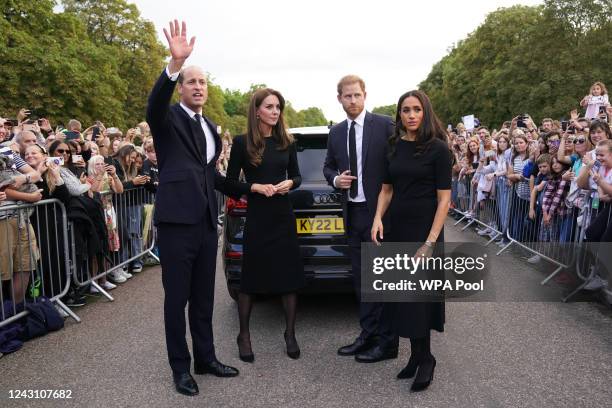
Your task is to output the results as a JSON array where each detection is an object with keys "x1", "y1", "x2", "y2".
[
  {"x1": 573, "y1": 138, "x2": 586, "y2": 144},
  {"x1": 55, "y1": 149, "x2": 70, "y2": 154}
]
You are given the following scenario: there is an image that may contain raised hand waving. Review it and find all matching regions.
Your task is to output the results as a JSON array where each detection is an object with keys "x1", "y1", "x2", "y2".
[{"x1": 163, "y1": 20, "x2": 196, "y2": 62}]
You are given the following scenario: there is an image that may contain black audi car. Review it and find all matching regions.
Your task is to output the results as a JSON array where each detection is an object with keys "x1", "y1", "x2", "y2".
[{"x1": 222, "y1": 126, "x2": 352, "y2": 300}]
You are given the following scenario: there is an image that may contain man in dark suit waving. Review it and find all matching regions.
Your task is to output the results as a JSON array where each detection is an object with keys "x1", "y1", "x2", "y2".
[
  {"x1": 323, "y1": 75, "x2": 398, "y2": 363},
  {"x1": 146, "y1": 20, "x2": 238, "y2": 396}
]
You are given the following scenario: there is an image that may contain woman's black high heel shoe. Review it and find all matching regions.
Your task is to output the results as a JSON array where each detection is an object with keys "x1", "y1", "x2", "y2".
[
  {"x1": 396, "y1": 354, "x2": 419, "y2": 379},
  {"x1": 284, "y1": 331, "x2": 300, "y2": 359},
  {"x1": 410, "y1": 356, "x2": 436, "y2": 392},
  {"x1": 236, "y1": 335, "x2": 254, "y2": 363}
]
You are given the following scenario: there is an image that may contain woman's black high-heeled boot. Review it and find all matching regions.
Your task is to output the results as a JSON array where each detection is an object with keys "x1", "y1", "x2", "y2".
[
  {"x1": 397, "y1": 338, "x2": 420, "y2": 379},
  {"x1": 410, "y1": 334, "x2": 436, "y2": 392}
]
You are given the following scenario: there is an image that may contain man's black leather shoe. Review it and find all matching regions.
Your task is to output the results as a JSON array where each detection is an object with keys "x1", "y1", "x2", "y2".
[
  {"x1": 194, "y1": 360, "x2": 239, "y2": 377},
  {"x1": 173, "y1": 372, "x2": 199, "y2": 396},
  {"x1": 355, "y1": 345, "x2": 398, "y2": 363},
  {"x1": 337, "y1": 337, "x2": 374, "y2": 356}
]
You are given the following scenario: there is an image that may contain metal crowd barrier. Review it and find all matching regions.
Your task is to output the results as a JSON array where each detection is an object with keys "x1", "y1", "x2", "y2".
[
  {"x1": 452, "y1": 173, "x2": 504, "y2": 247},
  {"x1": 0, "y1": 199, "x2": 76, "y2": 328},
  {"x1": 561, "y1": 195, "x2": 612, "y2": 302},
  {"x1": 69, "y1": 187, "x2": 158, "y2": 303},
  {"x1": 451, "y1": 172, "x2": 612, "y2": 302}
]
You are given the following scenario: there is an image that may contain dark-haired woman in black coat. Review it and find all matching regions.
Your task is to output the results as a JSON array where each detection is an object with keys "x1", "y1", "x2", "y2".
[
  {"x1": 225, "y1": 88, "x2": 304, "y2": 363},
  {"x1": 371, "y1": 90, "x2": 452, "y2": 392}
]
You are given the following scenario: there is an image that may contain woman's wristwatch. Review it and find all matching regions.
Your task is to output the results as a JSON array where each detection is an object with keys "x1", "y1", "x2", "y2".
[{"x1": 424, "y1": 240, "x2": 434, "y2": 248}]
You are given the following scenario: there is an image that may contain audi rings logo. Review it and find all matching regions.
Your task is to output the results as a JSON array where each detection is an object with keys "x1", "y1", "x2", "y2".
[{"x1": 313, "y1": 192, "x2": 342, "y2": 204}]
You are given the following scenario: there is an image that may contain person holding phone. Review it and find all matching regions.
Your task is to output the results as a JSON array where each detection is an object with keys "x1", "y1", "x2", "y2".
[
  {"x1": 87, "y1": 154, "x2": 126, "y2": 287},
  {"x1": 48, "y1": 140, "x2": 90, "y2": 197},
  {"x1": 507, "y1": 131, "x2": 531, "y2": 242},
  {"x1": 110, "y1": 144, "x2": 149, "y2": 277},
  {"x1": 66, "y1": 140, "x2": 88, "y2": 177},
  {"x1": 24, "y1": 143, "x2": 73, "y2": 298},
  {"x1": 581, "y1": 82, "x2": 609, "y2": 120},
  {"x1": 323, "y1": 75, "x2": 398, "y2": 362},
  {"x1": 474, "y1": 134, "x2": 497, "y2": 237}
]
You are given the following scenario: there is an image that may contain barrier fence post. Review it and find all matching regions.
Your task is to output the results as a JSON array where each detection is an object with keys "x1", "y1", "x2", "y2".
[
  {"x1": 0, "y1": 199, "x2": 78, "y2": 328},
  {"x1": 68, "y1": 187, "x2": 158, "y2": 303}
]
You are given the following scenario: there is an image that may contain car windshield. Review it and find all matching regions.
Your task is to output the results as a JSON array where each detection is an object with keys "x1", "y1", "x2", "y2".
[{"x1": 295, "y1": 135, "x2": 327, "y2": 182}]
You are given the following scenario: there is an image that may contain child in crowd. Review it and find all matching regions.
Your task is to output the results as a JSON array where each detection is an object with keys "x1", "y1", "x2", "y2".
[
  {"x1": 581, "y1": 82, "x2": 609, "y2": 120},
  {"x1": 540, "y1": 157, "x2": 571, "y2": 244},
  {"x1": 529, "y1": 154, "x2": 552, "y2": 224}
]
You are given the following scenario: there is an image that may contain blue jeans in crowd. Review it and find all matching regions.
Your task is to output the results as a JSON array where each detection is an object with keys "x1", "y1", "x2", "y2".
[{"x1": 120, "y1": 204, "x2": 143, "y2": 268}]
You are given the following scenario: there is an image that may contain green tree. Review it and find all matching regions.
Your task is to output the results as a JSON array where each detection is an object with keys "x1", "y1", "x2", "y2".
[
  {"x1": 372, "y1": 104, "x2": 396, "y2": 118},
  {"x1": 284, "y1": 101, "x2": 302, "y2": 128},
  {"x1": 298, "y1": 107, "x2": 327, "y2": 126},
  {"x1": 0, "y1": 0, "x2": 127, "y2": 127},
  {"x1": 225, "y1": 115, "x2": 247, "y2": 136},
  {"x1": 418, "y1": 1, "x2": 612, "y2": 128},
  {"x1": 203, "y1": 80, "x2": 229, "y2": 130},
  {"x1": 62, "y1": 0, "x2": 166, "y2": 127}
]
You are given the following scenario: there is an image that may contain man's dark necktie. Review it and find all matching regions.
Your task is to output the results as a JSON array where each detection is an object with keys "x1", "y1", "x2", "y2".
[
  {"x1": 348, "y1": 120, "x2": 358, "y2": 198},
  {"x1": 192, "y1": 113, "x2": 208, "y2": 164}
]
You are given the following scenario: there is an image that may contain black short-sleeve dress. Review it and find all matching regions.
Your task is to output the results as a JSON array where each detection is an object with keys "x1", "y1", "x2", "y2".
[
  {"x1": 382, "y1": 136, "x2": 452, "y2": 338},
  {"x1": 225, "y1": 134, "x2": 305, "y2": 294}
]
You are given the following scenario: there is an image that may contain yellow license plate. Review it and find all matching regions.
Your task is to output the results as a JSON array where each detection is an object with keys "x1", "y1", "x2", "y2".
[{"x1": 296, "y1": 217, "x2": 344, "y2": 234}]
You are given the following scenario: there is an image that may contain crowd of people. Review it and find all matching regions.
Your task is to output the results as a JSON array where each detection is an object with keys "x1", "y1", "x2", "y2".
[
  {"x1": 0, "y1": 100, "x2": 240, "y2": 317},
  {"x1": 448, "y1": 81, "x2": 612, "y2": 299},
  {"x1": 0, "y1": 111, "x2": 162, "y2": 311},
  {"x1": 1, "y1": 80, "x2": 611, "y2": 311}
]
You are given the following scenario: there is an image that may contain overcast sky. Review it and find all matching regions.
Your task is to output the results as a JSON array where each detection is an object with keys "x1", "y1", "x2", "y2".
[{"x1": 131, "y1": 0, "x2": 542, "y2": 122}]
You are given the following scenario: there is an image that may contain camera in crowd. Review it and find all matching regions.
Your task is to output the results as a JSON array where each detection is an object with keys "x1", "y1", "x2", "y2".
[
  {"x1": 561, "y1": 120, "x2": 576, "y2": 134},
  {"x1": 46, "y1": 157, "x2": 64, "y2": 166},
  {"x1": 593, "y1": 159, "x2": 602, "y2": 173},
  {"x1": 599, "y1": 105, "x2": 609, "y2": 122},
  {"x1": 64, "y1": 131, "x2": 81, "y2": 141},
  {"x1": 516, "y1": 114, "x2": 530, "y2": 129}
]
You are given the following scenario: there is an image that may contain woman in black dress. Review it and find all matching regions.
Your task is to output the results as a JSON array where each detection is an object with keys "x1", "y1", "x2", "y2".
[
  {"x1": 225, "y1": 88, "x2": 304, "y2": 362},
  {"x1": 371, "y1": 90, "x2": 452, "y2": 392}
]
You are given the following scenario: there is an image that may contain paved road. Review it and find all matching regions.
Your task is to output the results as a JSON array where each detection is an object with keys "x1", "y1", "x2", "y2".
[{"x1": 1, "y1": 220, "x2": 611, "y2": 408}]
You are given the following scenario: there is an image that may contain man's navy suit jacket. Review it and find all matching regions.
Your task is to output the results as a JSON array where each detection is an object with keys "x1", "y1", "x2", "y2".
[
  {"x1": 146, "y1": 71, "x2": 235, "y2": 226},
  {"x1": 323, "y1": 111, "x2": 394, "y2": 229}
]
